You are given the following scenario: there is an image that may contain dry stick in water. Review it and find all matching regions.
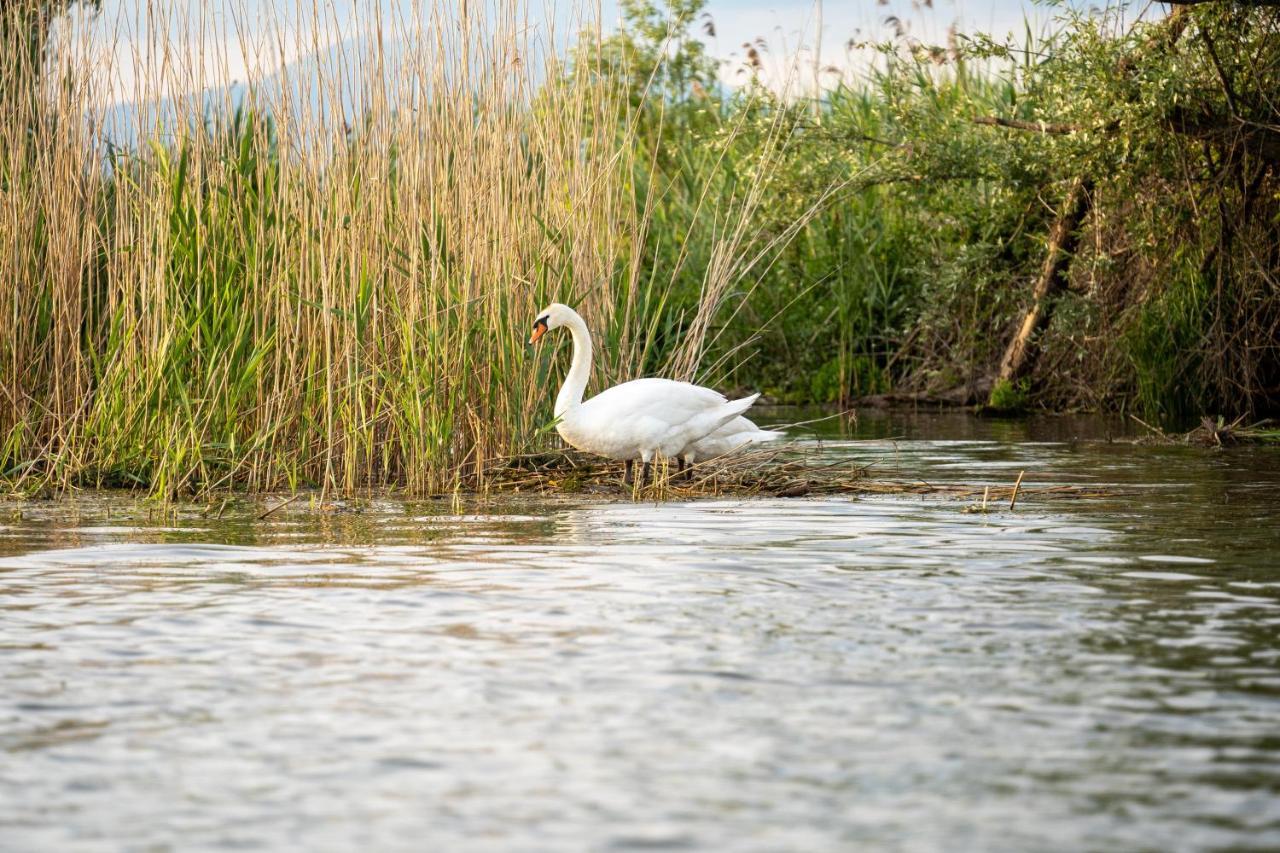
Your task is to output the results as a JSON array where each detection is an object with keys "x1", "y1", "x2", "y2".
[
  {"x1": 1009, "y1": 471, "x2": 1026, "y2": 511},
  {"x1": 257, "y1": 494, "x2": 300, "y2": 520}
]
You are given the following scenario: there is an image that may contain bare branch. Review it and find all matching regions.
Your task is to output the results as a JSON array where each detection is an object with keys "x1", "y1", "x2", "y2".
[
  {"x1": 1160, "y1": 0, "x2": 1280, "y2": 6},
  {"x1": 972, "y1": 116, "x2": 1086, "y2": 134}
]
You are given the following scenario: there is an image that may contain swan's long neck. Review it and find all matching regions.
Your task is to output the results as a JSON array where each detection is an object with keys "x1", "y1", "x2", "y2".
[{"x1": 555, "y1": 310, "x2": 592, "y2": 418}]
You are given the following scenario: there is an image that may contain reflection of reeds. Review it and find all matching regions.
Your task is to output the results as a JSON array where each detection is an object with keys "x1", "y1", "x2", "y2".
[{"x1": 0, "y1": 1, "x2": 799, "y2": 498}]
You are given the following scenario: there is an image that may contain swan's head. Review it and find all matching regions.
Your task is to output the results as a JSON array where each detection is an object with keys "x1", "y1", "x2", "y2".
[{"x1": 528, "y1": 302, "x2": 573, "y2": 345}]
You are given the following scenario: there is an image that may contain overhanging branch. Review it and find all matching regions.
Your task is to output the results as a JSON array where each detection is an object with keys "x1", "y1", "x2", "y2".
[
  {"x1": 1161, "y1": 0, "x2": 1280, "y2": 7},
  {"x1": 972, "y1": 116, "x2": 1082, "y2": 134},
  {"x1": 974, "y1": 110, "x2": 1280, "y2": 162}
]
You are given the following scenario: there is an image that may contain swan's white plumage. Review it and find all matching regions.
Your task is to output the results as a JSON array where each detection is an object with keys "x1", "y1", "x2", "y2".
[
  {"x1": 558, "y1": 379, "x2": 757, "y2": 461},
  {"x1": 683, "y1": 416, "x2": 784, "y2": 462},
  {"x1": 531, "y1": 303, "x2": 774, "y2": 464}
]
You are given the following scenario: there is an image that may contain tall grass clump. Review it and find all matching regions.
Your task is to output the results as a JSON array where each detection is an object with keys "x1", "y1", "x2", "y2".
[{"x1": 2, "y1": 0, "x2": 779, "y2": 496}]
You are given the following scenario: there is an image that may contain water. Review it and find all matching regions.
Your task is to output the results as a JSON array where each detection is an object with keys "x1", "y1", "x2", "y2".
[{"x1": 3, "y1": 412, "x2": 1279, "y2": 851}]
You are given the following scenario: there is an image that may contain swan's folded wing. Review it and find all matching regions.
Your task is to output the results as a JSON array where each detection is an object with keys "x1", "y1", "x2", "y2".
[
  {"x1": 586, "y1": 376, "x2": 727, "y2": 409},
  {"x1": 582, "y1": 378, "x2": 726, "y2": 422},
  {"x1": 571, "y1": 379, "x2": 740, "y2": 457},
  {"x1": 663, "y1": 393, "x2": 760, "y2": 452}
]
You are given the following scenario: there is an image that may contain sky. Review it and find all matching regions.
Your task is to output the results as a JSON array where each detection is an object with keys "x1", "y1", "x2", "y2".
[
  {"x1": 53, "y1": 0, "x2": 1086, "y2": 108},
  {"x1": 694, "y1": 0, "x2": 1059, "y2": 92}
]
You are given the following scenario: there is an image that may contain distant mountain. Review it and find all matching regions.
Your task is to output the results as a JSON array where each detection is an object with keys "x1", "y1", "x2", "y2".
[{"x1": 92, "y1": 26, "x2": 551, "y2": 147}]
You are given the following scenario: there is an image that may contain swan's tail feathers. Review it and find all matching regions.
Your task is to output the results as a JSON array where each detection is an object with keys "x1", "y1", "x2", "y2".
[
  {"x1": 692, "y1": 393, "x2": 762, "y2": 440},
  {"x1": 665, "y1": 393, "x2": 769, "y2": 457},
  {"x1": 717, "y1": 427, "x2": 784, "y2": 448},
  {"x1": 717, "y1": 393, "x2": 761, "y2": 428}
]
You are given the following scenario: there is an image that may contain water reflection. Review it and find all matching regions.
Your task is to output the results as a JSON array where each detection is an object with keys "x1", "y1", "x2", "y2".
[{"x1": 1, "y1": 414, "x2": 1279, "y2": 851}]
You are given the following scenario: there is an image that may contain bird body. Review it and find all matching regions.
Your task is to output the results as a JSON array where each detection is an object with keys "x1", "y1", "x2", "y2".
[
  {"x1": 529, "y1": 303, "x2": 779, "y2": 471},
  {"x1": 557, "y1": 377, "x2": 758, "y2": 462}
]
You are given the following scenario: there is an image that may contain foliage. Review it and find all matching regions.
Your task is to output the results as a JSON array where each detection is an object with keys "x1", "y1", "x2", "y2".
[
  {"x1": 579, "y1": 0, "x2": 1279, "y2": 418},
  {"x1": 988, "y1": 378, "x2": 1029, "y2": 413}
]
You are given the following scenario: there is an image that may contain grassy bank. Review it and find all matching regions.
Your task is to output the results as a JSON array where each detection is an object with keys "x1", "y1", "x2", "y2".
[{"x1": 2, "y1": 0, "x2": 1277, "y2": 497}]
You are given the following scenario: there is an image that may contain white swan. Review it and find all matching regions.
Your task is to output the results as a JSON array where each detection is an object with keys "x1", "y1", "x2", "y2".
[{"x1": 529, "y1": 303, "x2": 775, "y2": 482}]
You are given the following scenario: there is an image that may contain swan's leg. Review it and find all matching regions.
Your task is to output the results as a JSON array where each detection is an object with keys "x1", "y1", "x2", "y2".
[
  {"x1": 638, "y1": 449, "x2": 653, "y2": 487},
  {"x1": 676, "y1": 456, "x2": 688, "y2": 482},
  {"x1": 623, "y1": 459, "x2": 633, "y2": 485}
]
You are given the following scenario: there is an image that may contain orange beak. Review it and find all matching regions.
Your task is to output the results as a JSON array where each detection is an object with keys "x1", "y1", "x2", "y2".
[{"x1": 528, "y1": 320, "x2": 547, "y2": 345}]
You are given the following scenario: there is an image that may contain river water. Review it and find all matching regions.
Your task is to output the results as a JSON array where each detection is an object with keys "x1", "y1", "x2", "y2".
[{"x1": 2, "y1": 411, "x2": 1279, "y2": 851}]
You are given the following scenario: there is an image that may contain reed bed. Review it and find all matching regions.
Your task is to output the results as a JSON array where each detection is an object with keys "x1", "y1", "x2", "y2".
[
  {"x1": 0, "y1": 0, "x2": 800, "y2": 498},
  {"x1": 486, "y1": 445, "x2": 868, "y2": 498}
]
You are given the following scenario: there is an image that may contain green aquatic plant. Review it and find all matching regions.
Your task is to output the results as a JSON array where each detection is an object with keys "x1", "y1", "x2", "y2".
[{"x1": 987, "y1": 378, "x2": 1030, "y2": 413}]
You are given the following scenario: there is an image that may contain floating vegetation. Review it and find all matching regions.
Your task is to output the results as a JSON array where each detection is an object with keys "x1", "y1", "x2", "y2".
[
  {"x1": 1185, "y1": 417, "x2": 1280, "y2": 448},
  {"x1": 483, "y1": 446, "x2": 1123, "y2": 504},
  {"x1": 485, "y1": 446, "x2": 866, "y2": 498},
  {"x1": 1130, "y1": 416, "x2": 1280, "y2": 448}
]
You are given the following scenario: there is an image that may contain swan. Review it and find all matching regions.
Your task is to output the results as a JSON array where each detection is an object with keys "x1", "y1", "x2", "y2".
[{"x1": 529, "y1": 303, "x2": 773, "y2": 483}]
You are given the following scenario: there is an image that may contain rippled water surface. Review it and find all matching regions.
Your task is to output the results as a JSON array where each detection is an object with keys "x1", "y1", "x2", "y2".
[{"x1": 3, "y1": 412, "x2": 1280, "y2": 851}]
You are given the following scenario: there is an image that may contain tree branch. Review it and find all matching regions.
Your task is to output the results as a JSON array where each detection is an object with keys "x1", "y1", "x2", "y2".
[
  {"x1": 1161, "y1": 0, "x2": 1280, "y2": 6},
  {"x1": 972, "y1": 116, "x2": 1083, "y2": 134},
  {"x1": 975, "y1": 108, "x2": 1280, "y2": 162},
  {"x1": 1168, "y1": 107, "x2": 1280, "y2": 162}
]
